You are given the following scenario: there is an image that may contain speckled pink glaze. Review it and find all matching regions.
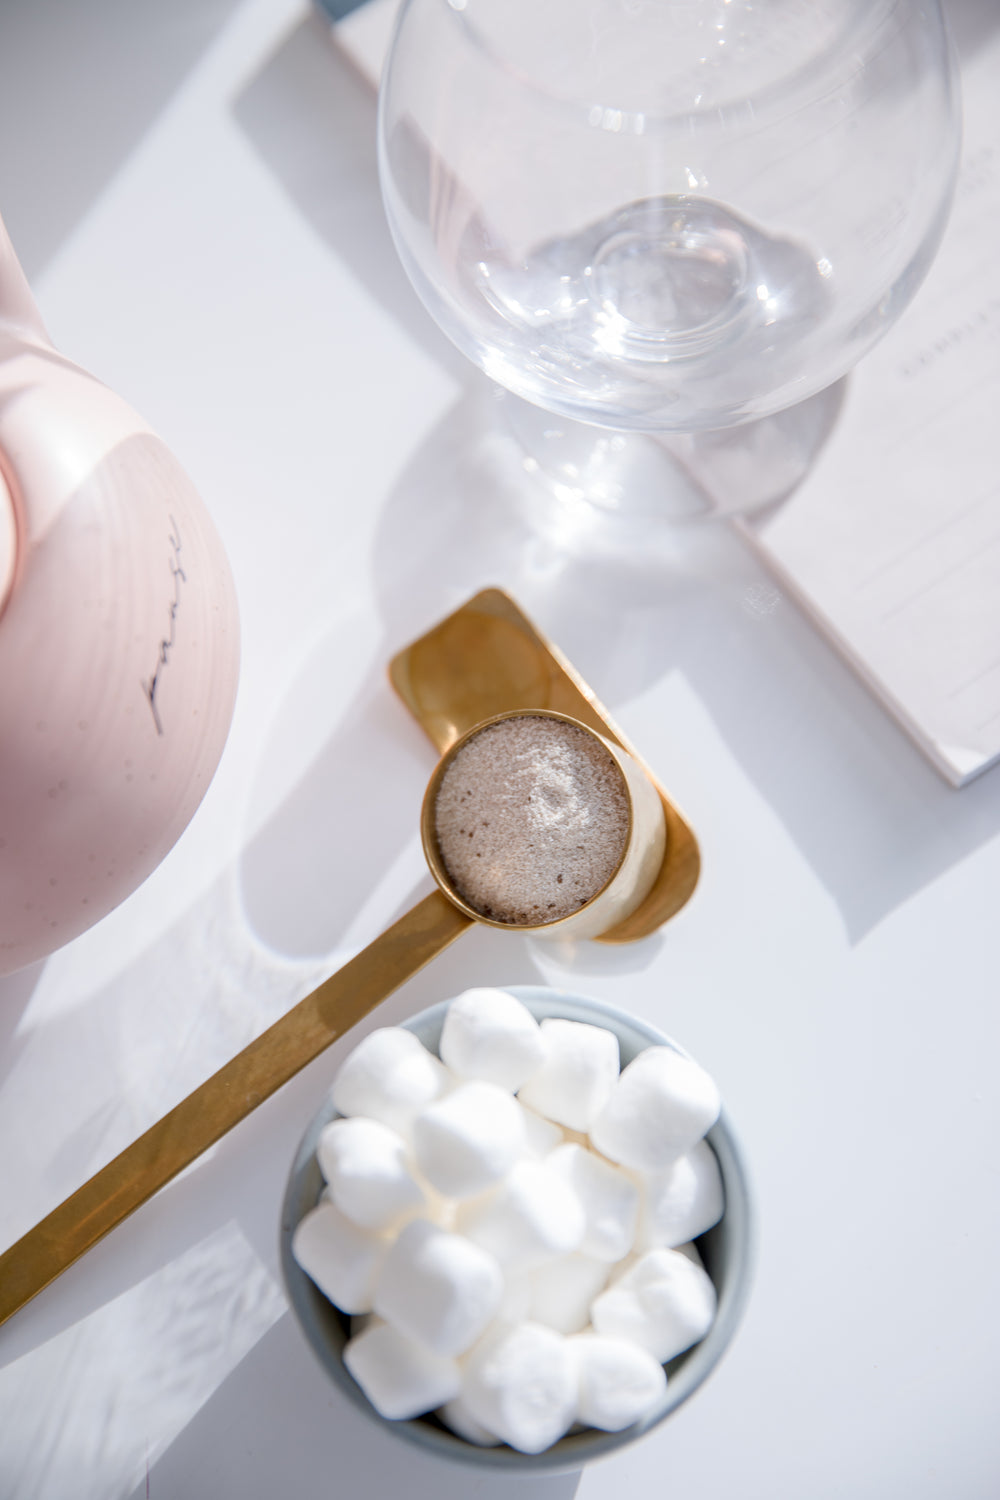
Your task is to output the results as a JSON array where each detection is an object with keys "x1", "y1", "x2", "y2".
[{"x1": 0, "y1": 216, "x2": 240, "y2": 975}]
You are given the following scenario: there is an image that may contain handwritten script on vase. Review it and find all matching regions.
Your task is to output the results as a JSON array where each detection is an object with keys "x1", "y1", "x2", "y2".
[{"x1": 142, "y1": 516, "x2": 185, "y2": 736}]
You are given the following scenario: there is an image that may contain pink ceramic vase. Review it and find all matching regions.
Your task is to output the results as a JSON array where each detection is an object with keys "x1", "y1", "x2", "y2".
[{"x1": 0, "y1": 216, "x2": 240, "y2": 976}]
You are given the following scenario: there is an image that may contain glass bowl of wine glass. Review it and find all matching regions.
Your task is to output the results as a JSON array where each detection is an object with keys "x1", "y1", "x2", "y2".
[{"x1": 377, "y1": 0, "x2": 960, "y2": 516}]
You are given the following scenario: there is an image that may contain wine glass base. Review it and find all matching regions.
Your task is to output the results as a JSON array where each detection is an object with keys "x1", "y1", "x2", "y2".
[
  {"x1": 492, "y1": 380, "x2": 847, "y2": 535},
  {"x1": 498, "y1": 389, "x2": 708, "y2": 523}
]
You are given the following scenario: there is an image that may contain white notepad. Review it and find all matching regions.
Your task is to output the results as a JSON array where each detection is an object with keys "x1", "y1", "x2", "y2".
[
  {"x1": 742, "y1": 32, "x2": 1000, "y2": 787},
  {"x1": 326, "y1": 0, "x2": 399, "y2": 86}
]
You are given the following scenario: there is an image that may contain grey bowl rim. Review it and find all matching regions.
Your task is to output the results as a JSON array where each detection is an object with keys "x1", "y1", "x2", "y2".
[{"x1": 279, "y1": 984, "x2": 756, "y2": 1473}]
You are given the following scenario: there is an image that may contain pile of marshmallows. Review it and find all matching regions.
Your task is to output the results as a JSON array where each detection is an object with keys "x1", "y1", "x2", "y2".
[{"x1": 293, "y1": 988, "x2": 723, "y2": 1455}]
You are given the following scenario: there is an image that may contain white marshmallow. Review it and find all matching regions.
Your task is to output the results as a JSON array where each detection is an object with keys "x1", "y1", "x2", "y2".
[
  {"x1": 590, "y1": 1046, "x2": 720, "y2": 1173},
  {"x1": 437, "y1": 1396, "x2": 502, "y2": 1446},
  {"x1": 460, "y1": 1160, "x2": 586, "y2": 1271},
  {"x1": 344, "y1": 1318, "x2": 460, "y2": 1420},
  {"x1": 517, "y1": 1018, "x2": 620, "y2": 1131},
  {"x1": 439, "y1": 988, "x2": 545, "y2": 1091},
  {"x1": 591, "y1": 1247, "x2": 716, "y2": 1363},
  {"x1": 412, "y1": 1080, "x2": 526, "y2": 1198},
  {"x1": 528, "y1": 1253, "x2": 610, "y2": 1335},
  {"x1": 373, "y1": 1218, "x2": 504, "y2": 1357},
  {"x1": 547, "y1": 1142, "x2": 639, "y2": 1263},
  {"x1": 497, "y1": 1267, "x2": 536, "y2": 1323},
  {"x1": 462, "y1": 1321, "x2": 577, "y2": 1454},
  {"x1": 330, "y1": 1027, "x2": 449, "y2": 1136},
  {"x1": 635, "y1": 1139, "x2": 724, "y2": 1251},
  {"x1": 609, "y1": 1238, "x2": 704, "y2": 1283},
  {"x1": 569, "y1": 1333, "x2": 667, "y2": 1431},
  {"x1": 517, "y1": 1103, "x2": 564, "y2": 1159},
  {"x1": 317, "y1": 1116, "x2": 427, "y2": 1231},
  {"x1": 291, "y1": 1200, "x2": 388, "y2": 1314}
]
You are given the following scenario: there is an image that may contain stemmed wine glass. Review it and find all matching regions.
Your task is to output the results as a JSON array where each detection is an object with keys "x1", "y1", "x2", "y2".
[{"x1": 377, "y1": 0, "x2": 960, "y2": 525}]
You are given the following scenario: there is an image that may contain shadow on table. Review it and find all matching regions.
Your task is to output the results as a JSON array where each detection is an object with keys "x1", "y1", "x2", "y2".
[
  {"x1": 124, "y1": 1315, "x2": 583, "y2": 1500},
  {"x1": 231, "y1": 6, "x2": 467, "y2": 384},
  {"x1": 0, "y1": 0, "x2": 243, "y2": 279},
  {"x1": 945, "y1": 0, "x2": 1000, "y2": 61},
  {"x1": 237, "y1": 640, "x2": 435, "y2": 959},
  {"x1": 0, "y1": 959, "x2": 46, "y2": 1086}
]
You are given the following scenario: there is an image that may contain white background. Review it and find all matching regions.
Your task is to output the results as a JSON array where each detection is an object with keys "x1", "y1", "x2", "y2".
[{"x1": 0, "y1": 2, "x2": 999, "y2": 1497}]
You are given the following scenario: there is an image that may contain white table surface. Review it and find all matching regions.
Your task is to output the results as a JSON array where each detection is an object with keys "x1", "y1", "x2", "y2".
[{"x1": 1, "y1": 3, "x2": 999, "y2": 1497}]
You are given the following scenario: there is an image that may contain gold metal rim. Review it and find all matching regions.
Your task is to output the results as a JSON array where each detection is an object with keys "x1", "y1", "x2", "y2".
[{"x1": 420, "y1": 707, "x2": 634, "y2": 932}]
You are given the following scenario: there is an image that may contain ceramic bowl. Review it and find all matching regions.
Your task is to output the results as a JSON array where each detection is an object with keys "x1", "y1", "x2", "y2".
[{"x1": 280, "y1": 986, "x2": 754, "y2": 1472}]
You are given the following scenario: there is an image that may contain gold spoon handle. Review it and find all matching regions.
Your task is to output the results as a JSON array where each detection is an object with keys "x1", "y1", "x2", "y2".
[{"x1": 0, "y1": 889, "x2": 472, "y2": 1329}]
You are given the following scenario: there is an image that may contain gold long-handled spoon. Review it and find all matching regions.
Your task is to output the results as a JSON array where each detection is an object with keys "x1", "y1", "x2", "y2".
[
  {"x1": 0, "y1": 888, "x2": 471, "y2": 1328},
  {"x1": 0, "y1": 708, "x2": 655, "y2": 1326}
]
